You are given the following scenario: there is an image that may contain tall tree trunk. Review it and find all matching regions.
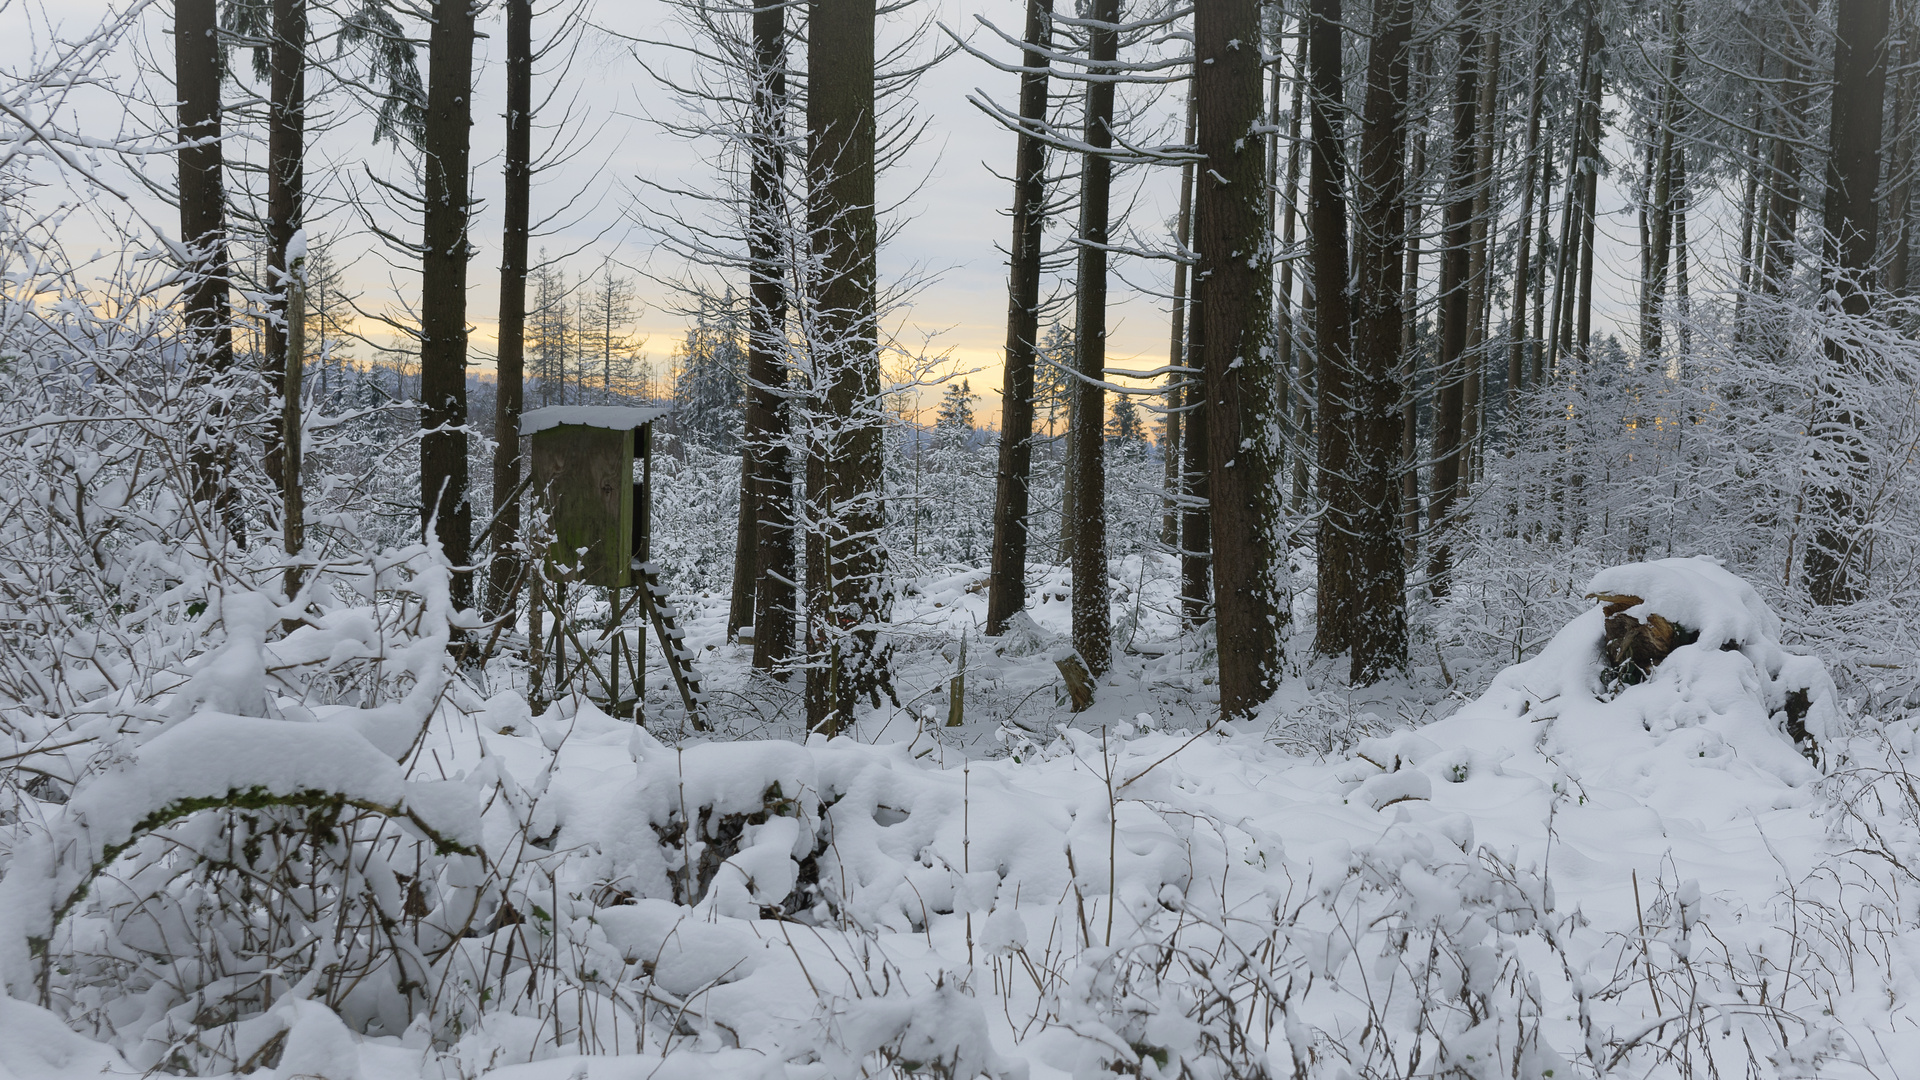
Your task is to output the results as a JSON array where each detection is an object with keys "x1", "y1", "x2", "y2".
[
  {"x1": 1508, "y1": 25, "x2": 1547, "y2": 414},
  {"x1": 988, "y1": 0, "x2": 1055, "y2": 636},
  {"x1": 1309, "y1": 0, "x2": 1356, "y2": 651},
  {"x1": 490, "y1": 0, "x2": 530, "y2": 622},
  {"x1": 1807, "y1": 0, "x2": 1893, "y2": 605},
  {"x1": 1641, "y1": 1, "x2": 1686, "y2": 365},
  {"x1": 1675, "y1": 142, "x2": 1691, "y2": 361},
  {"x1": 1886, "y1": 6, "x2": 1915, "y2": 298},
  {"x1": 1531, "y1": 126, "x2": 1552, "y2": 387},
  {"x1": 1759, "y1": 0, "x2": 1814, "y2": 298},
  {"x1": 1344, "y1": 0, "x2": 1414, "y2": 683},
  {"x1": 1460, "y1": 27, "x2": 1500, "y2": 485},
  {"x1": 264, "y1": 0, "x2": 306, "y2": 516},
  {"x1": 1735, "y1": 48, "x2": 1762, "y2": 334},
  {"x1": 1159, "y1": 88, "x2": 1194, "y2": 551},
  {"x1": 1573, "y1": 35, "x2": 1602, "y2": 367},
  {"x1": 1548, "y1": 18, "x2": 1597, "y2": 375},
  {"x1": 1400, "y1": 48, "x2": 1427, "y2": 557},
  {"x1": 1423, "y1": 0, "x2": 1482, "y2": 596},
  {"x1": 748, "y1": 0, "x2": 796, "y2": 673},
  {"x1": 421, "y1": 0, "x2": 476, "y2": 608},
  {"x1": 176, "y1": 0, "x2": 237, "y2": 532},
  {"x1": 1279, "y1": 29, "x2": 1310, "y2": 522},
  {"x1": 805, "y1": 0, "x2": 887, "y2": 731},
  {"x1": 1069, "y1": 0, "x2": 1118, "y2": 678},
  {"x1": 1197, "y1": 0, "x2": 1284, "y2": 711}
]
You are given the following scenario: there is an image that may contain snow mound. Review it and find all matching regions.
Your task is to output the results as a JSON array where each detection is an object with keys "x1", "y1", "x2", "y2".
[
  {"x1": 0, "y1": 714, "x2": 481, "y2": 996},
  {"x1": 992, "y1": 609, "x2": 1062, "y2": 658},
  {"x1": 1389, "y1": 559, "x2": 1836, "y2": 820}
]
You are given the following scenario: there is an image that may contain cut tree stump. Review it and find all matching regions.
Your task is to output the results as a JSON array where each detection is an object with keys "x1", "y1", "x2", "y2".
[
  {"x1": 1589, "y1": 592, "x2": 1700, "y2": 687},
  {"x1": 946, "y1": 634, "x2": 967, "y2": 727},
  {"x1": 1054, "y1": 651, "x2": 1095, "y2": 712}
]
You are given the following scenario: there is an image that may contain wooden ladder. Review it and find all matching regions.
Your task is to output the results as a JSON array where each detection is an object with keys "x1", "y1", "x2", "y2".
[{"x1": 635, "y1": 560, "x2": 706, "y2": 728}]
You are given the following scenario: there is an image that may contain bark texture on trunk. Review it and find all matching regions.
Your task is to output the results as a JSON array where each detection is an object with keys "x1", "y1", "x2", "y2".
[
  {"x1": 1423, "y1": 0, "x2": 1481, "y2": 597},
  {"x1": 805, "y1": 0, "x2": 887, "y2": 731},
  {"x1": 1460, "y1": 29, "x2": 1500, "y2": 486},
  {"x1": 1309, "y1": 0, "x2": 1355, "y2": 653},
  {"x1": 1508, "y1": 28, "x2": 1547, "y2": 412},
  {"x1": 421, "y1": 0, "x2": 476, "y2": 607},
  {"x1": 1342, "y1": 0, "x2": 1414, "y2": 683},
  {"x1": 1807, "y1": 0, "x2": 1893, "y2": 605},
  {"x1": 1196, "y1": 0, "x2": 1284, "y2": 713},
  {"x1": 1641, "y1": 3, "x2": 1686, "y2": 364},
  {"x1": 491, "y1": 0, "x2": 531, "y2": 621},
  {"x1": 176, "y1": 0, "x2": 237, "y2": 529},
  {"x1": 987, "y1": 0, "x2": 1054, "y2": 637},
  {"x1": 1400, "y1": 48, "x2": 1427, "y2": 557},
  {"x1": 1159, "y1": 88, "x2": 1194, "y2": 552},
  {"x1": 1069, "y1": 0, "x2": 1118, "y2": 678},
  {"x1": 1885, "y1": 4, "x2": 1915, "y2": 299},
  {"x1": 1278, "y1": 29, "x2": 1308, "y2": 520},
  {"x1": 1573, "y1": 40, "x2": 1602, "y2": 368},
  {"x1": 264, "y1": 0, "x2": 307, "y2": 505},
  {"x1": 1758, "y1": 0, "x2": 1814, "y2": 299},
  {"x1": 748, "y1": 0, "x2": 796, "y2": 674}
]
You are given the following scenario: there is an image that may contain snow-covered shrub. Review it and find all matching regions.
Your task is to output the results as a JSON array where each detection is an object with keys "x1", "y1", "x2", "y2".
[
  {"x1": 648, "y1": 433, "x2": 745, "y2": 598},
  {"x1": 1447, "y1": 300, "x2": 1920, "y2": 711}
]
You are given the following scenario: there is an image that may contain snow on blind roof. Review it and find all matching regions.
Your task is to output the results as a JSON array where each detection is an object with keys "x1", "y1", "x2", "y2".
[{"x1": 518, "y1": 405, "x2": 672, "y2": 436}]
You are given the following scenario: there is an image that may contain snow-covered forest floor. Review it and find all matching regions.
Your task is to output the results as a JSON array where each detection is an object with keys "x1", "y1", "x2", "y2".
[{"x1": 11, "y1": 537, "x2": 1920, "y2": 1080}]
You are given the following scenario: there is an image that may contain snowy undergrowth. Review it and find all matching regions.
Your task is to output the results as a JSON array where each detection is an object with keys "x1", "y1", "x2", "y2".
[{"x1": 7, "y1": 548, "x2": 1920, "y2": 1078}]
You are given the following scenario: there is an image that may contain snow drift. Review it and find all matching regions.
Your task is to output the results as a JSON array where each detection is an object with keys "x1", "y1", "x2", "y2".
[{"x1": 6, "y1": 556, "x2": 1911, "y2": 1079}]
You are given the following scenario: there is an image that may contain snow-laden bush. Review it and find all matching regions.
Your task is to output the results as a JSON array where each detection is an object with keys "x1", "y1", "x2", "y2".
[
  {"x1": 1445, "y1": 299, "x2": 1920, "y2": 713},
  {"x1": 10, "y1": 526, "x2": 1920, "y2": 1077}
]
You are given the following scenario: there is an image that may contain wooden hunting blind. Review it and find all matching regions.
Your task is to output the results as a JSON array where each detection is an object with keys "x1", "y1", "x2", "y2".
[
  {"x1": 520, "y1": 405, "x2": 668, "y2": 587},
  {"x1": 519, "y1": 404, "x2": 706, "y2": 728}
]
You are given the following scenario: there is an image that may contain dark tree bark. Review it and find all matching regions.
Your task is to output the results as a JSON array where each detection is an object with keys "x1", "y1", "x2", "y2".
[
  {"x1": 1068, "y1": 0, "x2": 1118, "y2": 677},
  {"x1": 1547, "y1": 15, "x2": 1598, "y2": 375},
  {"x1": 1735, "y1": 43, "x2": 1763, "y2": 326},
  {"x1": 804, "y1": 0, "x2": 887, "y2": 731},
  {"x1": 1460, "y1": 28, "x2": 1500, "y2": 486},
  {"x1": 176, "y1": 0, "x2": 237, "y2": 528},
  {"x1": 1807, "y1": 0, "x2": 1893, "y2": 605},
  {"x1": 269, "y1": 0, "x2": 308, "y2": 599},
  {"x1": 1641, "y1": 2, "x2": 1686, "y2": 364},
  {"x1": 748, "y1": 0, "x2": 797, "y2": 674},
  {"x1": 421, "y1": 0, "x2": 476, "y2": 607},
  {"x1": 1886, "y1": 6, "x2": 1916, "y2": 298},
  {"x1": 1532, "y1": 123, "x2": 1552, "y2": 387},
  {"x1": 986, "y1": 0, "x2": 1054, "y2": 637},
  {"x1": 1341, "y1": 0, "x2": 1414, "y2": 683},
  {"x1": 1277, "y1": 28, "x2": 1308, "y2": 514},
  {"x1": 1572, "y1": 37, "x2": 1602, "y2": 367},
  {"x1": 1196, "y1": 0, "x2": 1284, "y2": 712},
  {"x1": 1309, "y1": 0, "x2": 1356, "y2": 653},
  {"x1": 1159, "y1": 87, "x2": 1194, "y2": 552},
  {"x1": 490, "y1": 0, "x2": 531, "y2": 621},
  {"x1": 1758, "y1": 0, "x2": 1814, "y2": 298},
  {"x1": 263, "y1": 0, "x2": 306, "y2": 511},
  {"x1": 1508, "y1": 27, "x2": 1547, "y2": 411},
  {"x1": 1423, "y1": 0, "x2": 1481, "y2": 597},
  {"x1": 1400, "y1": 49, "x2": 1427, "y2": 556}
]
